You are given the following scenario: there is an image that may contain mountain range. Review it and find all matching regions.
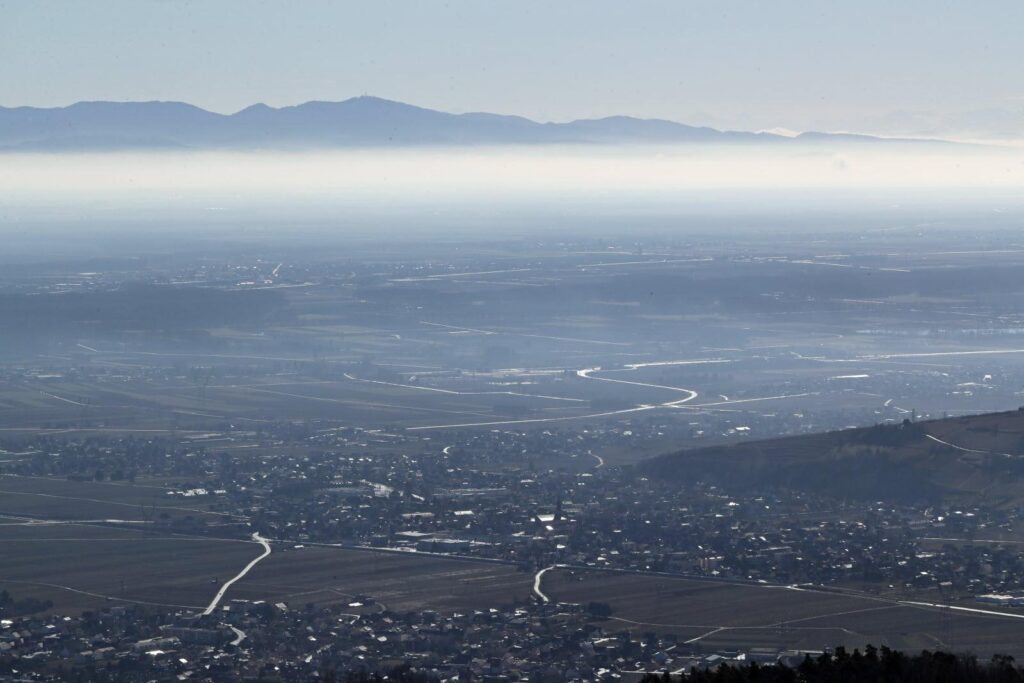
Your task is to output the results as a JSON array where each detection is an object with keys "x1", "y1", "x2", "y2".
[{"x1": 0, "y1": 96, "x2": 951, "y2": 151}]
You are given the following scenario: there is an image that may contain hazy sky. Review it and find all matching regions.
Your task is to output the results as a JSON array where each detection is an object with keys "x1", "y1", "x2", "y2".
[{"x1": 2, "y1": 1, "x2": 1024, "y2": 140}]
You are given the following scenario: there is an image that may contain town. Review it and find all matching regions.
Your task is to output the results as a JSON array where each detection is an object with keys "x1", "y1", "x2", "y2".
[{"x1": 5, "y1": 412, "x2": 1024, "y2": 679}]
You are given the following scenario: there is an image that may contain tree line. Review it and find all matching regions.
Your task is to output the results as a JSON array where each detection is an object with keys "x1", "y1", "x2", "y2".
[{"x1": 641, "y1": 646, "x2": 1024, "y2": 683}]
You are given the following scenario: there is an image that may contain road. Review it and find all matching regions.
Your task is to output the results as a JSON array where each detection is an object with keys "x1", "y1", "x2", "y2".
[
  {"x1": 924, "y1": 433, "x2": 1018, "y2": 459},
  {"x1": 899, "y1": 600, "x2": 1024, "y2": 620},
  {"x1": 201, "y1": 532, "x2": 272, "y2": 616},
  {"x1": 690, "y1": 392, "x2": 818, "y2": 408},
  {"x1": 405, "y1": 360, "x2": 817, "y2": 431},
  {"x1": 576, "y1": 366, "x2": 698, "y2": 405},
  {"x1": 344, "y1": 372, "x2": 586, "y2": 403},
  {"x1": 0, "y1": 577, "x2": 201, "y2": 610},
  {"x1": 284, "y1": 541, "x2": 1024, "y2": 630},
  {"x1": 577, "y1": 365, "x2": 701, "y2": 411},
  {"x1": 228, "y1": 625, "x2": 246, "y2": 647},
  {"x1": 0, "y1": 487, "x2": 238, "y2": 519},
  {"x1": 408, "y1": 362, "x2": 700, "y2": 430},
  {"x1": 533, "y1": 565, "x2": 559, "y2": 603},
  {"x1": 406, "y1": 404, "x2": 658, "y2": 431},
  {"x1": 421, "y1": 320, "x2": 629, "y2": 347},
  {"x1": 38, "y1": 391, "x2": 89, "y2": 407},
  {"x1": 866, "y1": 349, "x2": 1024, "y2": 360}
]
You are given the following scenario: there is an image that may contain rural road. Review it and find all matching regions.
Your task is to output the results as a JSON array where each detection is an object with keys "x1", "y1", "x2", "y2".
[
  {"x1": 924, "y1": 433, "x2": 1017, "y2": 459},
  {"x1": 406, "y1": 404, "x2": 657, "y2": 431},
  {"x1": 228, "y1": 625, "x2": 247, "y2": 647},
  {"x1": 201, "y1": 532, "x2": 271, "y2": 616},
  {"x1": 288, "y1": 540, "x2": 1024, "y2": 629},
  {"x1": 576, "y1": 366, "x2": 699, "y2": 405},
  {"x1": 533, "y1": 565, "x2": 559, "y2": 603},
  {"x1": 406, "y1": 360, "x2": 705, "y2": 431},
  {"x1": 577, "y1": 365, "x2": 702, "y2": 412},
  {"x1": 344, "y1": 372, "x2": 585, "y2": 403}
]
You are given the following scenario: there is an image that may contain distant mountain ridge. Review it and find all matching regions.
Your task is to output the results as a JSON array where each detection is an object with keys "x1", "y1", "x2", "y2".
[{"x1": 0, "y1": 96, "x2": 952, "y2": 151}]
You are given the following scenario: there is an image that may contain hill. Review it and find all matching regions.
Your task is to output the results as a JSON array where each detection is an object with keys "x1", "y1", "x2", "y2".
[
  {"x1": 641, "y1": 409, "x2": 1024, "y2": 505},
  {"x1": 0, "y1": 96, "x2": 953, "y2": 151}
]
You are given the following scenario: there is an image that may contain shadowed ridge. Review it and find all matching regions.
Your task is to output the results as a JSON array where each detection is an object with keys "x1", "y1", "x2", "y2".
[{"x1": 641, "y1": 408, "x2": 1024, "y2": 504}]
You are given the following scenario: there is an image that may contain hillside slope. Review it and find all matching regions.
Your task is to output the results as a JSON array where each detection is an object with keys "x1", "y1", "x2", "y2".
[{"x1": 642, "y1": 409, "x2": 1024, "y2": 504}]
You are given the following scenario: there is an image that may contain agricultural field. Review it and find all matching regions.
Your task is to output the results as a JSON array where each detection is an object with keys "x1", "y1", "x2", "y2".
[
  {"x1": 0, "y1": 473, "x2": 249, "y2": 615},
  {"x1": 0, "y1": 513, "x2": 535, "y2": 618},
  {"x1": 542, "y1": 569, "x2": 1024, "y2": 659},
  {"x1": 227, "y1": 546, "x2": 534, "y2": 613},
  {"x1": 0, "y1": 474, "x2": 236, "y2": 525},
  {"x1": 0, "y1": 521, "x2": 260, "y2": 614}
]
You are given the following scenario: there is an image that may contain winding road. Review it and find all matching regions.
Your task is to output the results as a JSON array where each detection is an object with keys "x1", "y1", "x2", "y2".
[
  {"x1": 924, "y1": 433, "x2": 1018, "y2": 459},
  {"x1": 228, "y1": 625, "x2": 247, "y2": 647},
  {"x1": 407, "y1": 362, "x2": 701, "y2": 431},
  {"x1": 344, "y1": 372, "x2": 586, "y2": 403},
  {"x1": 576, "y1": 366, "x2": 698, "y2": 407},
  {"x1": 406, "y1": 360, "x2": 816, "y2": 431},
  {"x1": 533, "y1": 565, "x2": 559, "y2": 603},
  {"x1": 201, "y1": 532, "x2": 272, "y2": 616}
]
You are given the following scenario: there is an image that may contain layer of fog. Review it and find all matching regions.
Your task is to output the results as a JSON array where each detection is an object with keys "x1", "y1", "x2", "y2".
[
  {"x1": 3, "y1": 145, "x2": 1024, "y2": 202},
  {"x1": 2, "y1": 145, "x2": 1024, "y2": 260}
]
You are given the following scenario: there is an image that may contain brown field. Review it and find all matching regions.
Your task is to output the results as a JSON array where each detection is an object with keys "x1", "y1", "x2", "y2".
[
  {"x1": 0, "y1": 371, "x2": 600, "y2": 434},
  {"x1": 543, "y1": 569, "x2": 1024, "y2": 659},
  {"x1": 0, "y1": 474, "x2": 264, "y2": 616},
  {"x1": 0, "y1": 474, "x2": 234, "y2": 526},
  {"x1": 0, "y1": 522, "x2": 260, "y2": 614},
  {"x1": 227, "y1": 545, "x2": 534, "y2": 613},
  {"x1": 0, "y1": 530, "x2": 538, "y2": 617}
]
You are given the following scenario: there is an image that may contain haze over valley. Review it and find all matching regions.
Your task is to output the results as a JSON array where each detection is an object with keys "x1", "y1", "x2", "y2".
[{"x1": 7, "y1": 2, "x2": 1024, "y2": 681}]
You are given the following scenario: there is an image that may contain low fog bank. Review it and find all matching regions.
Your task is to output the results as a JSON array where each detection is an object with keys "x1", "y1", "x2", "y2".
[
  {"x1": 4, "y1": 144, "x2": 1024, "y2": 198},
  {"x1": 2, "y1": 144, "x2": 1024, "y2": 261}
]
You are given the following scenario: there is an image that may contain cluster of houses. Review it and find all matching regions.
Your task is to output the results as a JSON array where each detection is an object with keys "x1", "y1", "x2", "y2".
[{"x1": 1, "y1": 598, "x2": 827, "y2": 682}]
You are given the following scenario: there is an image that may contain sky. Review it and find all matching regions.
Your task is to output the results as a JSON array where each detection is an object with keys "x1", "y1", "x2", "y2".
[{"x1": 1, "y1": 1, "x2": 1023, "y2": 141}]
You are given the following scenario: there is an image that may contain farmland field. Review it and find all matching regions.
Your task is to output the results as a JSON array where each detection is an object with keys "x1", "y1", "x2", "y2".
[
  {"x1": 0, "y1": 520, "x2": 536, "y2": 617},
  {"x1": 0, "y1": 522, "x2": 260, "y2": 613},
  {"x1": 0, "y1": 474, "x2": 235, "y2": 525},
  {"x1": 543, "y1": 569, "x2": 1024, "y2": 659},
  {"x1": 228, "y1": 546, "x2": 535, "y2": 613}
]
